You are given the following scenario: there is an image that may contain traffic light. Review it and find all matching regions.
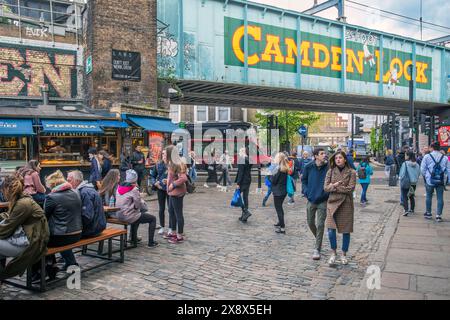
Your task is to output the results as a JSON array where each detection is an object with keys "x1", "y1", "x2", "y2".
[
  {"x1": 421, "y1": 114, "x2": 431, "y2": 134},
  {"x1": 355, "y1": 116, "x2": 364, "y2": 135}
]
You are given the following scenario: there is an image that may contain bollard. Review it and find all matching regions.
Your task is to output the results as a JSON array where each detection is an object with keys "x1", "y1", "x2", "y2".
[{"x1": 256, "y1": 166, "x2": 262, "y2": 194}]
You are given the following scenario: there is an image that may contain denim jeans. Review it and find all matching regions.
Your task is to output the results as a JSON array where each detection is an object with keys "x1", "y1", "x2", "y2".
[
  {"x1": 328, "y1": 228, "x2": 351, "y2": 253},
  {"x1": 425, "y1": 184, "x2": 445, "y2": 216},
  {"x1": 263, "y1": 186, "x2": 272, "y2": 203},
  {"x1": 360, "y1": 183, "x2": 369, "y2": 203}
]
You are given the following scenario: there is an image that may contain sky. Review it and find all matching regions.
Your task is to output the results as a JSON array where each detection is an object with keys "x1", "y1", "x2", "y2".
[{"x1": 251, "y1": 0, "x2": 449, "y2": 42}]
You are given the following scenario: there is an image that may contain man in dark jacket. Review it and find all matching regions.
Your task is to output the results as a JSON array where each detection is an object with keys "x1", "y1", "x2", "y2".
[
  {"x1": 235, "y1": 148, "x2": 252, "y2": 222},
  {"x1": 88, "y1": 147, "x2": 102, "y2": 189},
  {"x1": 131, "y1": 146, "x2": 146, "y2": 191},
  {"x1": 68, "y1": 170, "x2": 106, "y2": 238},
  {"x1": 346, "y1": 149, "x2": 356, "y2": 170},
  {"x1": 301, "y1": 148, "x2": 329, "y2": 261}
]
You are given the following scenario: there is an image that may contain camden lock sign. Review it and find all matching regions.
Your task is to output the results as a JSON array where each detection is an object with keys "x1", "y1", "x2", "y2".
[{"x1": 224, "y1": 17, "x2": 432, "y2": 90}]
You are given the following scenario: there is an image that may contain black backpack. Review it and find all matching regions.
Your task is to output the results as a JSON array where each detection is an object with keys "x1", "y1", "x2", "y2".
[
  {"x1": 358, "y1": 165, "x2": 367, "y2": 180},
  {"x1": 186, "y1": 175, "x2": 196, "y2": 193}
]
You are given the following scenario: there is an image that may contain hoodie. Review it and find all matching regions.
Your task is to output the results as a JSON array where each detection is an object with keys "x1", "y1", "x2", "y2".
[
  {"x1": 115, "y1": 183, "x2": 147, "y2": 224},
  {"x1": 76, "y1": 181, "x2": 106, "y2": 238},
  {"x1": 399, "y1": 161, "x2": 421, "y2": 185}
]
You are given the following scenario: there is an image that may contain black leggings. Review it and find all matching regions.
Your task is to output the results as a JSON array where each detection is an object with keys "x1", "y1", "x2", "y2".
[
  {"x1": 240, "y1": 187, "x2": 250, "y2": 211},
  {"x1": 168, "y1": 195, "x2": 185, "y2": 234},
  {"x1": 273, "y1": 194, "x2": 287, "y2": 228},
  {"x1": 157, "y1": 189, "x2": 169, "y2": 227},
  {"x1": 131, "y1": 212, "x2": 156, "y2": 245}
]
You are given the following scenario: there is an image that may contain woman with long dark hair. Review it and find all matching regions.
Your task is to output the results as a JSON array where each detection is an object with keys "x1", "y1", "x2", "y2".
[
  {"x1": 99, "y1": 150, "x2": 112, "y2": 179},
  {"x1": 236, "y1": 147, "x2": 252, "y2": 222},
  {"x1": 324, "y1": 151, "x2": 356, "y2": 266},
  {"x1": 165, "y1": 145, "x2": 188, "y2": 244},
  {"x1": 99, "y1": 169, "x2": 120, "y2": 208},
  {"x1": 17, "y1": 160, "x2": 46, "y2": 207}
]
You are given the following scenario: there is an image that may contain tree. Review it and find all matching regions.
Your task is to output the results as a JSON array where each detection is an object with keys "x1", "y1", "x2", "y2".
[
  {"x1": 255, "y1": 110, "x2": 320, "y2": 150},
  {"x1": 369, "y1": 127, "x2": 384, "y2": 159}
]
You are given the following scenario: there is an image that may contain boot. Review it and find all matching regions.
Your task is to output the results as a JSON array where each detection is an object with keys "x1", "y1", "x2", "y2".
[
  {"x1": 241, "y1": 209, "x2": 252, "y2": 222},
  {"x1": 238, "y1": 209, "x2": 245, "y2": 221}
]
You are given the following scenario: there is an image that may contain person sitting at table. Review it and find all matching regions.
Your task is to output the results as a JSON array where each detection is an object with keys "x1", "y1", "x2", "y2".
[
  {"x1": 115, "y1": 169, "x2": 159, "y2": 248},
  {"x1": 17, "y1": 160, "x2": 47, "y2": 208},
  {"x1": 99, "y1": 169, "x2": 121, "y2": 213},
  {"x1": 0, "y1": 175, "x2": 49, "y2": 280},
  {"x1": 44, "y1": 170, "x2": 82, "y2": 276},
  {"x1": 67, "y1": 170, "x2": 106, "y2": 239}
]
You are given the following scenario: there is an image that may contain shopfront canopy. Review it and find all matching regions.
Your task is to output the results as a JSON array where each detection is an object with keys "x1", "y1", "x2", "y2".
[
  {"x1": 41, "y1": 119, "x2": 103, "y2": 134},
  {"x1": 98, "y1": 120, "x2": 129, "y2": 128},
  {"x1": 0, "y1": 118, "x2": 34, "y2": 136},
  {"x1": 126, "y1": 115, "x2": 179, "y2": 133}
]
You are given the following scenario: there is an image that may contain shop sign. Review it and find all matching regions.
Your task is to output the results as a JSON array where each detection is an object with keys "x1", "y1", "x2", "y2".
[
  {"x1": 43, "y1": 132, "x2": 90, "y2": 137},
  {"x1": 0, "y1": 121, "x2": 18, "y2": 129},
  {"x1": 112, "y1": 49, "x2": 141, "y2": 81},
  {"x1": 44, "y1": 123, "x2": 98, "y2": 130},
  {"x1": 130, "y1": 128, "x2": 144, "y2": 138},
  {"x1": 103, "y1": 130, "x2": 118, "y2": 136}
]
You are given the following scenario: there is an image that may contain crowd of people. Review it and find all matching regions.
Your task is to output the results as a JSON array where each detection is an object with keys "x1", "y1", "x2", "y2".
[
  {"x1": 0, "y1": 145, "x2": 190, "y2": 282},
  {"x1": 0, "y1": 140, "x2": 448, "y2": 283}
]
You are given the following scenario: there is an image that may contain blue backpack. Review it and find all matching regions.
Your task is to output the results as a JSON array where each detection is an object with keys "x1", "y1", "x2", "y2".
[
  {"x1": 286, "y1": 175, "x2": 295, "y2": 197},
  {"x1": 429, "y1": 155, "x2": 445, "y2": 186}
]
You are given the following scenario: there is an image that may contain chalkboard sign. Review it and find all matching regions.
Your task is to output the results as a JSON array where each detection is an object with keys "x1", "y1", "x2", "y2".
[{"x1": 112, "y1": 49, "x2": 141, "y2": 81}]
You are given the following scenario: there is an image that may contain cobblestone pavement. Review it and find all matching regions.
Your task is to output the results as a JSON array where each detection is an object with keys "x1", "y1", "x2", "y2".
[{"x1": 1, "y1": 169, "x2": 407, "y2": 300}]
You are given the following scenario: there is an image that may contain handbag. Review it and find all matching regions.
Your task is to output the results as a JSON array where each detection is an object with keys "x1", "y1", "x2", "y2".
[
  {"x1": 185, "y1": 175, "x2": 196, "y2": 194},
  {"x1": 0, "y1": 220, "x2": 30, "y2": 247},
  {"x1": 286, "y1": 175, "x2": 295, "y2": 197},
  {"x1": 231, "y1": 189, "x2": 244, "y2": 207},
  {"x1": 400, "y1": 165, "x2": 411, "y2": 190},
  {"x1": 407, "y1": 185, "x2": 416, "y2": 197}
]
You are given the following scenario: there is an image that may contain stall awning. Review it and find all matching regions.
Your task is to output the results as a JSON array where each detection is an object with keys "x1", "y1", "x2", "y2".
[
  {"x1": 98, "y1": 120, "x2": 129, "y2": 128},
  {"x1": 41, "y1": 119, "x2": 103, "y2": 133},
  {"x1": 0, "y1": 119, "x2": 34, "y2": 136},
  {"x1": 126, "y1": 116, "x2": 179, "y2": 133}
]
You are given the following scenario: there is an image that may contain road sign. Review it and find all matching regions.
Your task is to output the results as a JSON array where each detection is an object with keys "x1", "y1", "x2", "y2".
[
  {"x1": 298, "y1": 125, "x2": 307, "y2": 137},
  {"x1": 86, "y1": 55, "x2": 92, "y2": 75},
  {"x1": 179, "y1": 121, "x2": 186, "y2": 129}
]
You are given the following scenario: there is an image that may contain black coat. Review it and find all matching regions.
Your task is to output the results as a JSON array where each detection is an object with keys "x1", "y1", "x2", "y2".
[
  {"x1": 44, "y1": 188, "x2": 82, "y2": 236},
  {"x1": 270, "y1": 170, "x2": 288, "y2": 196},
  {"x1": 101, "y1": 158, "x2": 112, "y2": 178},
  {"x1": 235, "y1": 157, "x2": 252, "y2": 188},
  {"x1": 131, "y1": 151, "x2": 145, "y2": 172}
]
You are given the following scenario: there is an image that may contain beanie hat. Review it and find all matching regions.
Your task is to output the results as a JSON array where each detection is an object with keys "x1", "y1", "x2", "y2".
[{"x1": 125, "y1": 169, "x2": 138, "y2": 184}]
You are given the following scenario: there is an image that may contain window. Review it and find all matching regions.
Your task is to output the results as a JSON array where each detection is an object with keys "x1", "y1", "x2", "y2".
[
  {"x1": 216, "y1": 107, "x2": 230, "y2": 122},
  {"x1": 194, "y1": 105, "x2": 208, "y2": 123},
  {"x1": 170, "y1": 105, "x2": 181, "y2": 123}
]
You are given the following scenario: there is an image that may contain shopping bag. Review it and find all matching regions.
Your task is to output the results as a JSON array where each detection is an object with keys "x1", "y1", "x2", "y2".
[
  {"x1": 231, "y1": 189, "x2": 244, "y2": 207},
  {"x1": 286, "y1": 175, "x2": 295, "y2": 198}
]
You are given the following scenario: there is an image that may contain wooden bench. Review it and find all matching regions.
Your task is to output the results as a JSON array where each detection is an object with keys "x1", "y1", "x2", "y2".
[
  {"x1": 2, "y1": 228, "x2": 127, "y2": 292},
  {"x1": 106, "y1": 217, "x2": 137, "y2": 249}
]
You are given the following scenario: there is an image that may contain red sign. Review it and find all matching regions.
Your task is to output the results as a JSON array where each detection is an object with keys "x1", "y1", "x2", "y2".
[
  {"x1": 148, "y1": 132, "x2": 165, "y2": 165},
  {"x1": 438, "y1": 126, "x2": 450, "y2": 147}
]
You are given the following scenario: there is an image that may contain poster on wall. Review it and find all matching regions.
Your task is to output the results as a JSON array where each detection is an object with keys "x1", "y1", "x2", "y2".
[
  {"x1": 438, "y1": 126, "x2": 450, "y2": 147},
  {"x1": 148, "y1": 132, "x2": 165, "y2": 165},
  {"x1": 112, "y1": 49, "x2": 141, "y2": 81}
]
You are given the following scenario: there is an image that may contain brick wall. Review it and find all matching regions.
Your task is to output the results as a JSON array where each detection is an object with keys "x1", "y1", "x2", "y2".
[{"x1": 84, "y1": 0, "x2": 157, "y2": 110}]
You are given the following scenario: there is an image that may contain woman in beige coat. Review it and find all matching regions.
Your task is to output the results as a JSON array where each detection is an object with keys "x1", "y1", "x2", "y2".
[{"x1": 324, "y1": 151, "x2": 356, "y2": 266}]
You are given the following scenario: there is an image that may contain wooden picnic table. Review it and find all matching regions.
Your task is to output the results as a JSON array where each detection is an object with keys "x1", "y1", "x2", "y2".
[{"x1": 0, "y1": 202, "x2": 9, "y2": 209}]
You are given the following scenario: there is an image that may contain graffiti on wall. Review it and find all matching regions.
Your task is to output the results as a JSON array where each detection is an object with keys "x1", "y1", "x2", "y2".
[
  {"x1": 157, "y1": 30, "x2": 195, "y2": 76},
  {"x1": 0, "y1": 43, "x2": 78, "y2": 98}
]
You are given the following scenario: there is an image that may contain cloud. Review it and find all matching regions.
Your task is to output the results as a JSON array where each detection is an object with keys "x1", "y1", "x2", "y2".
[{"x1": 251, "y1": 0, "x2": 449, "y2": 41}]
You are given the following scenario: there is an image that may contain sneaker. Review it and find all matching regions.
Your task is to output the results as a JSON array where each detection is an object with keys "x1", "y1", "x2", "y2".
[
  {"x1": 275, "y1": 227, "x2": 285, "y2": 234},
  {"x1": 274, "y1": 222, "x2": 281, "y2": 227},
  {"x1": 241, "y1": 211, "x2": 252, "y2": 222},
  {"x1": 148, "y1": 241, "x2": 159, "y2": 248},
  {"x1": 328, "y1": 254, "x2": 337, "y2": 266},
  {"x1": 436, "y1": 216, "x2": 443, "y2": 223},
  {"x1": 128, "y1": 237, "x2": 142, "y2": 244},
  {"x1": 162, "y1": 232, "x2": 176, "y2": 239},
  {"x1": 168, "y1": 236, "x2": 184, "y2": 244},
  {"x1": 312, "y1": 250, "x2": 321, "y2": 260},
  {"x1": 402, "y1": 211, "x2": 409, "y2": 217},
  {"x1": 158, "y1": 227, "x2": 165, "y2": 235},
  {"x1": 203, "y1": 183, "x2": 209, "y2": 188},
  {"x1": 341, "y1": 255, "x2": 349, "y2": 265},
  {"x1": 424, "y1": 212, "x2": 432, "y2": 220}
]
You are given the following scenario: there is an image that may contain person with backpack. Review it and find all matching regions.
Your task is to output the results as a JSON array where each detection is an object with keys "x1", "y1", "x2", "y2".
[
  {"x1": 399, "y1": 152, "x2": 421, "y2": 216},
  {"x1": 421, "y1": 142, "x2": 449, "y2": 222},
  {"x1": 384, "y1": 149, "x2": 395, "y2": 178},
  {"x1": 356, "y1": 157, "x2": 373, "y2": 206},
  {"x1": 287, "y1": 152, "x2": 301, "y2": 204}
]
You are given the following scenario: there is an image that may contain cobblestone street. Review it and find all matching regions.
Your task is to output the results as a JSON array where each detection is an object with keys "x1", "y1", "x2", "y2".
[{"x1": 2, "y1": 169, "x2": 433, "y2": 300}]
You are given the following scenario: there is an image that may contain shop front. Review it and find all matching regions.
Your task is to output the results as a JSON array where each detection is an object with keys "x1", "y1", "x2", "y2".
[
  {"x1": 124, "y1": 115, "x2": 179, "y2": 165},
  {"x1": 38, "y1": 119, "x2": 104, "y2": 177},
  {"x1": 0, "y1": 118, "x2": 35, "y2": 173}
]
